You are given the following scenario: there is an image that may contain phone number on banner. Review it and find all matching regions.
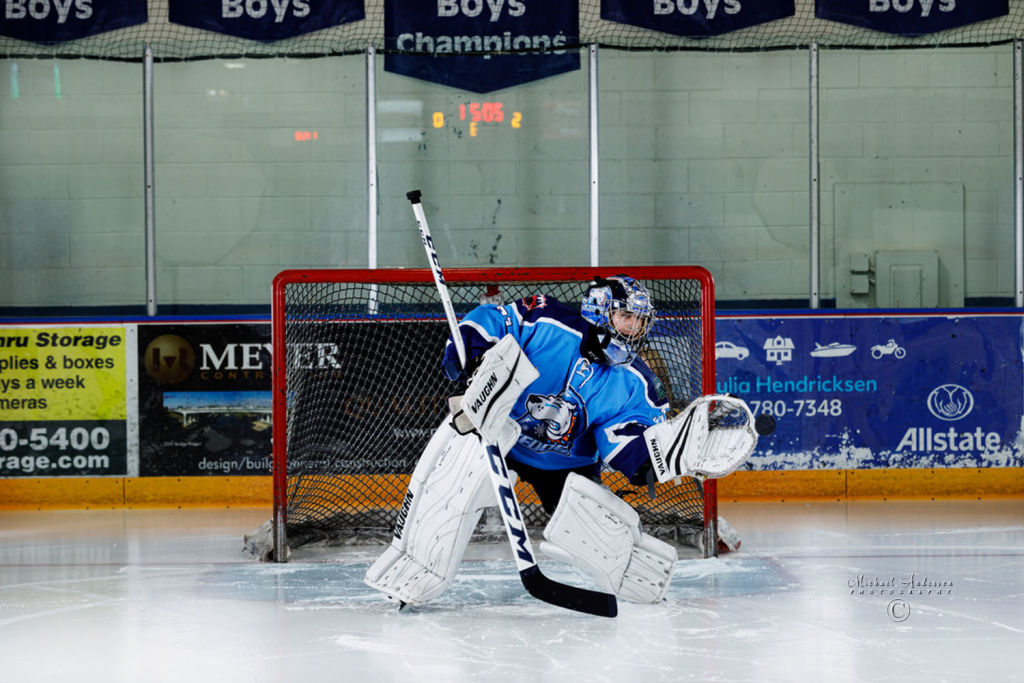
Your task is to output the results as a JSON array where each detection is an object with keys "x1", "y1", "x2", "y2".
[
  {"x1": 0, "y1": 421, "x2": 125, "y2": 476},
  {"x1": 750, "y1": 399, "x2": 843, "y2": 417}
]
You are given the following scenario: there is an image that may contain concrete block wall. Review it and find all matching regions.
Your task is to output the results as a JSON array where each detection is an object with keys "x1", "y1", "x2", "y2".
[
  {"x1": 374, "y1": 62, "x2": 591, "y2": 270},
  {"x1": 152, "y1": 57, "x2": 368, "y2": 305},
  {"x1": 598, "y1": 47, "x2": 1013, "y2": 303},
  {"x1": 0, "y1": 60, "x2": 145, "y2": 307},
  {"x1": 818, "y1": 46, "x2": 1014, "y2": 304},
  {"x1": 599, "y1": 50, "x2": 809, "y2": 301},
  {"x1": 0, "y1": 46, "x2": 1016, "y2": 308}
]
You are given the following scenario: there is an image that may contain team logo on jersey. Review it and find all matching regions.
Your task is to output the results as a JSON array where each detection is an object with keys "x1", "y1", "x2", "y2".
[
  {"x1": 519, "y1": 393, "x2": 579, "y2": 452},
  {"x1": 521, "y1": 294, "x2": 548, "y2": 311},
  {"x1": 570, "y1": 357, "x2": 594, "y2": 389}
]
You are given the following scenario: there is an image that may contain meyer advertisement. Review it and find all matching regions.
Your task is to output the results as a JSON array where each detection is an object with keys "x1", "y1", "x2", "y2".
[
  {"x1": 716, "y1": 314, "x2": 1024, "y2": 470},
  {"x1": 0, "y1": 327, "x2": 128, "y2": 477},
  {"x1": 284, "y1": 319, "x2": 451, "y2": 476},
  {"x1": 137, "y1": 323, "x2": 272, "y2": 476}
]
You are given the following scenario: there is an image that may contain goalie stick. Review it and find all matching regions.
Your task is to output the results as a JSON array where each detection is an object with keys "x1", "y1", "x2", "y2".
[{"x1": 407, "y1": 189, "x2": 618, "y2": 619}]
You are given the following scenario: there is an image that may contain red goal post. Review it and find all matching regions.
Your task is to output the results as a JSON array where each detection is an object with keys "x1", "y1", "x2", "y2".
[{"x1": 268, "y1": 266, "x2": 718, "y2": 561}]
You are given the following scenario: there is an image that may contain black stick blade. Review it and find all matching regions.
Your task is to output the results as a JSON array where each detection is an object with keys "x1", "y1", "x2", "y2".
[
  {"x1": 520, "y1": 566, "x2": 618, "y2": 618},
  {"x1": 406, "y1": 189, "x2": 422, "y2": 203}
]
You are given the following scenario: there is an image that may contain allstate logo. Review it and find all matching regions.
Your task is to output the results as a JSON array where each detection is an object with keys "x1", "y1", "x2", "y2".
[{"x1": 926, "y1": 384, "x2": 974, "y2": 421}]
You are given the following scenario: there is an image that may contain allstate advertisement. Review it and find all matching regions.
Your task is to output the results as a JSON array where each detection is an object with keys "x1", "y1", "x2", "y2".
[{"x1": 715, "y1": 314, "x2": 1024, "y2": 470}]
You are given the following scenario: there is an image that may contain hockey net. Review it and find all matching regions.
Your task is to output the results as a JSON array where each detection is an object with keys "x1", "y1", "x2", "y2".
[{"x1": 256, "y1": 266, "x2": 716, "y2": 561}]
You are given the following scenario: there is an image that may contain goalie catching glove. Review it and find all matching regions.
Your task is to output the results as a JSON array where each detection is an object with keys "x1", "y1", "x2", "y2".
[{"x1": 643, "y1": 394, "x2": 758, "y2": 482}]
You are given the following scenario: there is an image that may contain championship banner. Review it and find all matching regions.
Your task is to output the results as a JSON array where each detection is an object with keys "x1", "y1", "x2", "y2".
[
  {"x1": 716, "y1": 314, "x2": 1024, "y2": 470},
  {"x1": 168, "y1": 0, "x2": 364, "y2": 42},
  {"x1": 0, "y1": 0, "x2": 147, "y2": 43},
  {"x1": 815, "y1": 0, "x2": 1008, "y2": 36},
  {"x1": 137, "y1": 323, "x2": 271, "y2": 476},
  {"x1": 0, "y1": 327, "x2": 128, "y2": 477},
  {"x1": 385, "y1": 0, "x2": 580, "y2": 93},
  {"x1": 601, "y1": 0, "x2": 794, "y2": 38}
]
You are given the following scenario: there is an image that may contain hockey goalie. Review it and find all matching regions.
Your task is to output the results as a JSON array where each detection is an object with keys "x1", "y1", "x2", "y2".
[{"x1": 365, "y1": 275, "x2": 760, "y2": 607}]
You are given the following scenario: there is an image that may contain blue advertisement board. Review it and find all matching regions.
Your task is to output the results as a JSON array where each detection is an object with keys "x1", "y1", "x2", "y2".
[{"x1": 716, "y1": 313, "x2": 1024, "y2": 470}]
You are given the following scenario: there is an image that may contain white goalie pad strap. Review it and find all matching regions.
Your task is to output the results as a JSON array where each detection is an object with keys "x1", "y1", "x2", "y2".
[
  {"x1": 460, "y1": 334, "x2": 538, "y2": 452},
  {"x1": 364, "y1": 421, "x2": 494, "y2": 605},
  {"x1": 643, "y1": 394, "x2": 758, "y2": 483},
  {"x1": 539, "y1": 473, "x2": 676, "y2": 604}
]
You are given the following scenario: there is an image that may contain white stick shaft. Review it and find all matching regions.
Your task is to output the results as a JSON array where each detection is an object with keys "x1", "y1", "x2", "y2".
[
  {"x1": 404, "y1": 191, "x2": 618, "y2": 616},
  {"x1": 410, "y1": 199, "x2": 466, "y2": 369},
  {"x1": 407, "y1": 190, "x2": 539, "y2": 575}
]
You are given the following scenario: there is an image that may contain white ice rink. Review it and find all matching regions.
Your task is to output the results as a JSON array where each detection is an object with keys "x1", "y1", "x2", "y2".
[{"x1": 2, "y1": 500, "x2": 1022, "y2": 683}]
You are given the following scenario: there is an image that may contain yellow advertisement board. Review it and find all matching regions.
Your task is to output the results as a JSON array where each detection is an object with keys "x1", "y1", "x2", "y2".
[
  {"x1": 0, "y1": 327, "x2": 127, "y2": 478},
  {"x1": 0, "y1": 328, "x2": 126, "y2": 420}
]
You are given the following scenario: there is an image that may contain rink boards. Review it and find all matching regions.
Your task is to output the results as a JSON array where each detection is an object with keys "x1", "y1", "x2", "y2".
[{"x1": 1, "y1": 310, "x2": 1023, "y2": 507}]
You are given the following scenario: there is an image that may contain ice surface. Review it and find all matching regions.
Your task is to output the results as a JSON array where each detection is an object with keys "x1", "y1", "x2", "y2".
[{"x1": 1, "y1": 501, "x2": 1022, "y2": 683}]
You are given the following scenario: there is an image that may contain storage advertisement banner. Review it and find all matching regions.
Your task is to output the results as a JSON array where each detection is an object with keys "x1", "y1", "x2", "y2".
[
  {"x1": 137, "y1": 324, "x2": 271, "y2": 476},
  {"x1": 384, "y1": 0, "x2": 580, "y2": 93},
  {"x1": 601, "y1": 0, "x2": 795, "y2": 38},
  {"x1": 0, "y1": 327, "x2": 128, "y2": 477},
  {"x1": 814, "y1": 0, "x2": 1009, "y2": 36},
  {"x1": 0, "y1": 0, "x2": 148, "y2": 43},
  {"x1": 716, "y1": 314, "x2": 1024, "y2": 470}
]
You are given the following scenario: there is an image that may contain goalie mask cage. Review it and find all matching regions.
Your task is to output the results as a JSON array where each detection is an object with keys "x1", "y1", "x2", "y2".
[{"x1": 267, "y1": 266, "x2": 718, "y2": 561}]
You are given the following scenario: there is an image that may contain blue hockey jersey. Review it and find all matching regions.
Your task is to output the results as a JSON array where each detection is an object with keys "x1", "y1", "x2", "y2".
[{"x1": 442, "y1": 295, "x2": 669, "y2": 478}]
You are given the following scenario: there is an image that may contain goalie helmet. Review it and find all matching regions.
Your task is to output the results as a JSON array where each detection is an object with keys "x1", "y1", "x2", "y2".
[{"x1": 581, "y1": 275, "x2": 655, "y2": 366}]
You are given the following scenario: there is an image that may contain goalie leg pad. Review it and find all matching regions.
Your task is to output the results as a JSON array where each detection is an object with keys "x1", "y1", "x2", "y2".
[
  {"x1": 364, "y1": 422, "x2": 494, "y2": 605},
  {"x1": 539, "y1": 473, "x2": 677, "y2": 604},
  {"x1": 617, "y1": 533, "x2": 678, "y2": 604}
]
